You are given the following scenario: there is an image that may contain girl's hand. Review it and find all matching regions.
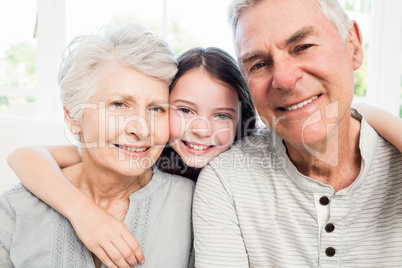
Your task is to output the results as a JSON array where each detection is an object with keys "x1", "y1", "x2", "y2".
[
  {"x1": 355, "y1": 103, "x2": 402, "y2": 153},
  {"x1": 69, "y1": 202, "x2": 145, "y2": 268}
]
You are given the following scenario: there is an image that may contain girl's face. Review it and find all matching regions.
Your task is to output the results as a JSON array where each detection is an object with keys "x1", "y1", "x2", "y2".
[{"x1": 169, "y1": 67, "x2": 239, "y2": 168}]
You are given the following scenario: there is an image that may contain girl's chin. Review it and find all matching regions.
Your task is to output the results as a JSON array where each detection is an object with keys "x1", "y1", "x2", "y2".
[{"x1": 181, "y1": 156, "x2": 211, "y2": 168}]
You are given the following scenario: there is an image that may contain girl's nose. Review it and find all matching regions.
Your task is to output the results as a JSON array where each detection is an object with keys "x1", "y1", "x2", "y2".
[{"x1": 187, "y1": 116, "x2": 212, "y2": 138}]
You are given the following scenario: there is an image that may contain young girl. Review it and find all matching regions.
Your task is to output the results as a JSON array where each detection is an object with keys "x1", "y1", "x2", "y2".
[
  {"x1": 157, "y1": 47, "x2": 256, "y2": 181},
  {"x1": 7, "y1": 46, "x2": 401, "y2": 267}
]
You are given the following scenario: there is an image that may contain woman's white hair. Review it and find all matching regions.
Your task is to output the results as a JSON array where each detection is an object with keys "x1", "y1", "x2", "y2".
[
  {"x1": 228, "y1": 0, "x2": 353, "y2": 42},
  {"x1": 59, "y1": 24, "x2": 178, "y2": 123}
]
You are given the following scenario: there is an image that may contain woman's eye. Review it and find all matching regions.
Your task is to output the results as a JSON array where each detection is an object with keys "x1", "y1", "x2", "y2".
[{"x1": 111, "y1": 102, "x2": 125, "y2": 108}]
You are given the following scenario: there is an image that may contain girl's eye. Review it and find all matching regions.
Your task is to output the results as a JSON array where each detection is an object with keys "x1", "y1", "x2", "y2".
[
  {"x1": 215, "y1": 114, "x2": 232, "y2": 120},
  {"x1": 177, "y1": 107, "x2": 192, "y2": 114}
]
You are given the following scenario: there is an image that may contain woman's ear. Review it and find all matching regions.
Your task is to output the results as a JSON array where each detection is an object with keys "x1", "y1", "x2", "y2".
[
  {"x1": 349, "y1": 20, "x2": 364, "y2": 70},
  {"x1": 64, "y1": 106, "x2": 81, "y2": 135}
]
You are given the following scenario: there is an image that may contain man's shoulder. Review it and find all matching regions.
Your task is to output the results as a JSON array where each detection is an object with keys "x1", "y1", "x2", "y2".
[
  {"x1": 219, "y1": 127, "x2": 275, "y2": 157},
  {"x1": 358, "y1": 114, "x2": 402, "y2": 166},
  {"x1": 375, "y1": 135, "x2": 402, "y2": 162},
  {"x1": 207, "y1": 128, "x2": 285, "y2": 174}
]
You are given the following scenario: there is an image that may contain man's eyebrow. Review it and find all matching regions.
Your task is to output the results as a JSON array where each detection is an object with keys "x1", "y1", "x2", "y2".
[
  {"x1": 239, "y1": 51, "x2": 264, "y2": 65},
  {"x1": 285, "y1": 26, "x2": 316, "y2": 45},
  {"x1": 239, "y1": 26, "x2": 316, "y2": 64}
]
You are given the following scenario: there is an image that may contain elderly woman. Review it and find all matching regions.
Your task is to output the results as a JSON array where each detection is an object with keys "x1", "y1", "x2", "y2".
[{"x1": 0, "y1": 24, "x2": 194, "y2": 267}]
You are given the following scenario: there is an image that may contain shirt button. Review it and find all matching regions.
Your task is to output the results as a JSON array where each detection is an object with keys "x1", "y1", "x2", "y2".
[
  {"x1": 325, "y1": 223, "x2": 335, "y2": 233},
  {"x1": 319, "y1": 196, "x2": 330, "y2": 206},
  {"x1": 325, "y1": 247, "x2": 336, "y2": 257}
]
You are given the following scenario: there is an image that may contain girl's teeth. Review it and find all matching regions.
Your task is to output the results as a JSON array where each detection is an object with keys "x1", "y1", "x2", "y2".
[
  {"x1": 285, "y1": 95, "x2": 318, "y2": 111},
  {"x1": 187, "y1": 143, "x2": 209, "y2": 151}
]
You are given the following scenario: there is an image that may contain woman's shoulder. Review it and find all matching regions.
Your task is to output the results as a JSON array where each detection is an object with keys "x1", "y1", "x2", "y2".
[
  {"x1": 1, "y1": 183, "x2": 32, "y2": 202},
  {"x1": 0, "y1": 183, "x2": 54, "y2": 218},
  {"x1": 129, "y1": 168, "x2": 194, "y2": 201},
  {"x1": 141, "y1": 168, "x2": 195, "y2": 204},
  {"x1": 154, "y1": 168, "x2": 195, "y2": 189}
]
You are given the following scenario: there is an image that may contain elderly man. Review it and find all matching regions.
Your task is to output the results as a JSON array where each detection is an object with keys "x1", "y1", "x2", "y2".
[{"x1": 193, "y1": 0, "x2": 402, "y2": 267}]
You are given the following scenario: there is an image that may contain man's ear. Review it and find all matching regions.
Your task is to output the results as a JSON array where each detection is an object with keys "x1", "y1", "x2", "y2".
[
  {"x1": 348, "y1": 20, "x2": 364, "y2": 70},
  {"x1": 64, "y1": 106, "x2": 81, "y2": 135}
]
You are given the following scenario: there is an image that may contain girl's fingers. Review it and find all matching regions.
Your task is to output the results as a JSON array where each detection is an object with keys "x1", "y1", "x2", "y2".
[
  {"x1": 92, "y1": 246, "x2": 119, "y2": 268},
  {"x1": 111, "y1": 236, "x2": 141, "y2": 267},
  {"x1": 122, "y1": 229, "x2": 145, "y2": 264},
  {"x1": 100, "y1": 242, "x2": 132, "y2": 268}
]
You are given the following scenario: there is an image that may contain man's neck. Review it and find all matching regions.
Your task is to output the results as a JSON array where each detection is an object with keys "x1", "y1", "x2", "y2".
[{"x1": 285, "y1": 117, "x2": 362, "y2": 192}]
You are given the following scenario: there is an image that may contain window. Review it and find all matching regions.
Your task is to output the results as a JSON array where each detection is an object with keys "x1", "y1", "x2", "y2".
[
  {"x1": 340, "y1": 0, "x2": 371, "y2": 97},
  {"x1": 0, "y1": 0, "x2": 37, "y2": 116},
  {"x1": 65, "y1": 0, "x2": 234, "y2": 57},
  {"x1": 1, "y1": 0, "x2": 401, "y2": 121},
  {"x1": 344, "y1": 0, "x2": 402, "y2": 117}
]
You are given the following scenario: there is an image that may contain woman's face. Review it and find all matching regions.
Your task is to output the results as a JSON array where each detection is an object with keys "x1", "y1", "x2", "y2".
[
  {"x1": 169, "y1": 67, "x2": 239, "y2": 168},
  {"x1": 78, "y1": 61, "x2": 169, "y2": 178}
]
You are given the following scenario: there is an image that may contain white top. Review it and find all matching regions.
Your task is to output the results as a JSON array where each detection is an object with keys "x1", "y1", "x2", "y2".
[
  {"x1": 193, "y1": 113, "x2": 402, "y2": 268},
  {"x1": 0, "y1": 168, "x2": 195, "y2": 268}
]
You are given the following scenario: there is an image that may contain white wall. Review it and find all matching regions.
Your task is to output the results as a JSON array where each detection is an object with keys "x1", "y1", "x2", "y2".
[{"x1": 0, "y1": 115, "x2": 70, "y2": 191}]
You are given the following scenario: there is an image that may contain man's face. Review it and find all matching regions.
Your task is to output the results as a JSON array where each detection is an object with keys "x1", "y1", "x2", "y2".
[{"x1": 235, "y1": 0, "x2": 363, "y2": 148}]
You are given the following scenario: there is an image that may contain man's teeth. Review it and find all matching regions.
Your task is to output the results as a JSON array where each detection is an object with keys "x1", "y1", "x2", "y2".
[
  {"x1": 187, "y1": 143, "x2": 209, "y2": 151},
  {"x1": 117, "y1": 145, "x2": 147, "y2": 152},
  {"x1": 284, "y1": 96, "x2": 318, "y2": 111}
]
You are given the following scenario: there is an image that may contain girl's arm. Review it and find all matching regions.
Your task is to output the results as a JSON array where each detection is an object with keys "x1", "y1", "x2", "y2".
[
  {"x1": 7, "y1": 146, "x2": 144, "y2": 267},
  {"x1": 355, "y1": 104, "x2": 402, "y2": 152}
]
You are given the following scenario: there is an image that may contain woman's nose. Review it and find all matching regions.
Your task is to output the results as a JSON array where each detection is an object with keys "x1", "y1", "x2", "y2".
[{"x1": 123, "y1": 114, "x2": 150, "y2": 143}]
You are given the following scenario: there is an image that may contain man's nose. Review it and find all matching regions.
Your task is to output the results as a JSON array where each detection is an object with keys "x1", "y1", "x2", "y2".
[{"x1": 271, "y1": 58, "x2": 302, "y2": 91}]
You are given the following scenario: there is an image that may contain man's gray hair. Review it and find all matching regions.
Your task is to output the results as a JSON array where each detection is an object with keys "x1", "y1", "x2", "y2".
[
  {"x1": 228, "y1": 0, "x2": 353, "y2": 42},
  {"x1": 59, "y1": 24, "x2": 178, "y2": 123}
]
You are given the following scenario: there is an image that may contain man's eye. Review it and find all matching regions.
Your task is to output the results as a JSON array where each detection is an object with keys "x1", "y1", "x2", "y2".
[
  {"x1": 295, "y1": 44, "x2": 313, "y2": 53},
  {"x1": 150, "y1": 106, "x2": 166, "y2": 112},
  {"x1": 250, "y1": 62, "x2": 267, "y2": 71},
  {"x1": 177, "y1": 107, "x2": 192, "y2": 114}
]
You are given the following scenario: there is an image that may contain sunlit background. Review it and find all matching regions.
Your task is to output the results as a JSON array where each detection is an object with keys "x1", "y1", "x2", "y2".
[{"x1": 0, "y1": 0, "x2": 401, "y2": 121}]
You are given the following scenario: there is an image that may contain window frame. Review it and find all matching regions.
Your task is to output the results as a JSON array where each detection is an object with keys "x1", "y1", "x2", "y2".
[{"x1": 359, "y1": 0, "x2": 402, "y2": 116}]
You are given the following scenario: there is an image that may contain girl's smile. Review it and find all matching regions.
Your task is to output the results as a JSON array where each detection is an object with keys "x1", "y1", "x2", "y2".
[{"x1": 169, "y1": 67, "x2": 239, "y2": 168}]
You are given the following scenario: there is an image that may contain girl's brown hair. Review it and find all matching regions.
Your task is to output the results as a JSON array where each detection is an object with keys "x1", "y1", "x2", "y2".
[{"x1": 156, "y1": 47, "x2": 257, "y2": 181}]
